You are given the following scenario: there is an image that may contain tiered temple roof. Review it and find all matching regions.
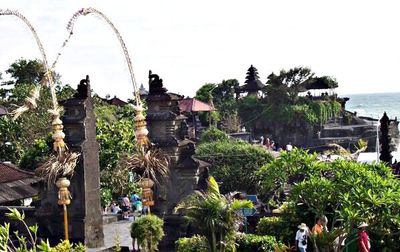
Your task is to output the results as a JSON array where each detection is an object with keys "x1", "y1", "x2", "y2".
[{"x1": 239, "y1": 65, "x2": 265, "y2": 93}]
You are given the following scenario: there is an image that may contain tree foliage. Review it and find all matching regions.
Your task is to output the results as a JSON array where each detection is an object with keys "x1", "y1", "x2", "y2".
[
  {"x1": 257, "y1": 148, "x2": 400, "y2": 251},
  {"x1": 93, "y1": 97, "x2": 139, "y2": 196},
  {"x1": 195, "y1": 79, "x2": 240, "y2": 132},
  {"x1": 0, "y1": 59, "x2": 75, "y2": 167},
  {"x1": 200, "y1": 127, "x2": 229, "y2": 143},
  {"x1": 196, "y1": 140, "x2": 272, "y2": 193}
]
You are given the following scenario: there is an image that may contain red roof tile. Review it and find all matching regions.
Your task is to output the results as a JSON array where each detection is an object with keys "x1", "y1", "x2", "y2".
[
  {"x1": 0, "y1": 162, "x2": 35, "y2": 183},
  {"x1": 179, "y1": 98, "x2": 216, "y2": 112}
]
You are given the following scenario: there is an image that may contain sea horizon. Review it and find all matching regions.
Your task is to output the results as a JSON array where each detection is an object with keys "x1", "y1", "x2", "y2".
[{"x1": 344, "y1": 92, "x2": 400, "y2": 120}]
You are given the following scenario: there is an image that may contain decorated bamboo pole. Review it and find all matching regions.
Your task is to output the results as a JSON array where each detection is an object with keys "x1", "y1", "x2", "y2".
[
  {"x1": 1, "y1": 9, "x2": 76, "y2": 240},
  {"x1": 60, "y1": 8, "x2": 149, "y2": 150},
  {"x1": 56, "y1": 177, "x2": 72, "y2": 240}
]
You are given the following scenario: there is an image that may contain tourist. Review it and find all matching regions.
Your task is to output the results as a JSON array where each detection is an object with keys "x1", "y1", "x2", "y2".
[
  {"x1": 260, "y1": 135, "x2": 264, "y2": 145},
  {"x1": 111, "y1": 201, "x2": 122, "y2": 214},
  {"x1": 311, "y1": 218, "x2": 323, "y2": 235},
  {"x1": 131, "y1": 191, "x2": 141, "y2": 210},
  {"x1": 286, "y1": 142, "x2": 293, "y2": 151},
  {"x1": 270, "y1": 141, "x2": 275, "y2": 150},
  {"x1": 343, "y1": 227, "x2": 358, "y2": 252},
  {"x1": 357, "y1": 222, "x2": 370, "y2": 252},
  {"x1": 295, "y1": 223, "x2": 309, "y2": 252},
  {"x1": 122, "y1": 194, "x2": 131, "y2": 218}
]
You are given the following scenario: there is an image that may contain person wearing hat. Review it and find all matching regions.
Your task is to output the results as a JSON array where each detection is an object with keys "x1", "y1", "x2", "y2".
[
  {"x1": 295, "y1": 223, "x2": 309, "y2": 252},
  {"x1": 357, "y1": 222, "x2": 370, "y2": 252}
]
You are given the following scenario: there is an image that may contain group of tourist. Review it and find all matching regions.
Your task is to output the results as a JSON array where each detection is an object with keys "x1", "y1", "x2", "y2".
[
  {"x1": 259, "y1": 136, "x2": 276, "y2": 150},
  {"x1": 105, "y1": 191, "x2": 148, "y2": 218},
  {"x1": 259, "y1": 135, "x2": 293, "y2": 152},
  {"x1": 295, "y1": 217, "x2": 370, "y2": 252}
]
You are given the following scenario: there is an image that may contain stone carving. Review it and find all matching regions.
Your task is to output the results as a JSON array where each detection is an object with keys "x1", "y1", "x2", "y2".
[
  {"x1": 149, "y1": 70, "x2": 167, "y2": 94},
  {"x1": 196, "y1": 167, "x2": 210, "y2": 193},
  {"x1": 75, "y1": 75, "x2": 90, "y2": 98}
]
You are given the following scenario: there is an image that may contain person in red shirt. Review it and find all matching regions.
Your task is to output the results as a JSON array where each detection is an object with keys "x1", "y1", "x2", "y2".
[{"x1": 357, "y1": 222, "x2": 370, "y2": 252}]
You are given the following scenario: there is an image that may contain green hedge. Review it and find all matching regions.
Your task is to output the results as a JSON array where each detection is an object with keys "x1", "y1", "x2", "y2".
[
  {"x1": 195, "y1": 140, "x2": 272, "y2": 193},
  {"x1": 176, "y1": 234, "x2": 281, "y2": 252},
  {"x1": 176, "y1": 235, "x2": 209, "y2": 252},
  {"x1": 236, "y1": 233, "x2": 279, "y2": 252},
  {"x1": 200, "y1": 127, "x2": 229, "y2": 143}
]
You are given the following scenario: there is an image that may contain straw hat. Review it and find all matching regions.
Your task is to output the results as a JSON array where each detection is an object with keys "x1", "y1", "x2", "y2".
[
  {"x1": 358, "y1": 222, "x2": 368, "y2": 228},
  {"x1": 298, "y1": 223, "x2": 308, "y2": 229}
]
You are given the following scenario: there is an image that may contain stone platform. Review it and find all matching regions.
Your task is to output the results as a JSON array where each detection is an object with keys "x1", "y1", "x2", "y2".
[{"x1": 87, "y1": 219, "x2": 133, "y2": 252}]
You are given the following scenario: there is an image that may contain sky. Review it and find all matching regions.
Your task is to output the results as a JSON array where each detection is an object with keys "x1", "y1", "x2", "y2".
[{"x1": 1, "y1": 0, "x2": 400, "y2": 100}]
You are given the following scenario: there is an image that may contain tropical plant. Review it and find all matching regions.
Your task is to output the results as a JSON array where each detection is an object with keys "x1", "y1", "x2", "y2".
[
  {"x1": 176, "y1": 235, "x2": 209, "y2": 252},
  {"x1": 175, "y1": 176, "x2": 253, "y2": 252},
  {"x1": 0, "y1": 208, "x2": 85, "y2": 252},
  {"x1": 130, "y1": 215, "x2": 165, "y2": 252},
  {"x1": 257, "y1": 149, "x2": 400, "y2": 251}
]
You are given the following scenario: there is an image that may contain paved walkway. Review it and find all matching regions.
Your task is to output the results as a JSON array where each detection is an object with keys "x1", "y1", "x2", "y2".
[{"x1": 87, "y1": 219, "x2": 134, "y2": 251}]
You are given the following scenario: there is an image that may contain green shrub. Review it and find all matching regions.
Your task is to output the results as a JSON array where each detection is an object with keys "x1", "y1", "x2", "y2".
[
  {"x1": 236, "y1": 233, "x2": 279, "y2": 252},
  {"x1": 257, "y1": 149, "x2": 400, "y2": 251},
  {"x1": 196, "y1": 140, "x2": 272, "y2": 193},
  {"x1": 176, "y1": 235, "x2": 209, "y2": 252},
  {"x1": 130, "y1": 215, "x2": 164, "y2": 252},
  {"x1": 200, "y1": 127, "x2": 229, "y2": 143}
]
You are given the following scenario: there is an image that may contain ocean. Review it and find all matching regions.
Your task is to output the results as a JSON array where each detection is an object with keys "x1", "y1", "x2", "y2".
[{"x1": 344, "y1": 92, "x2": 400, "y2": 120}]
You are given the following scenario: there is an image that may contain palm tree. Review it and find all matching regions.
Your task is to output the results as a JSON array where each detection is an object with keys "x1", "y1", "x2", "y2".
[{"x1": 175, "y1": 176, "x2": 252, "y2": 252}]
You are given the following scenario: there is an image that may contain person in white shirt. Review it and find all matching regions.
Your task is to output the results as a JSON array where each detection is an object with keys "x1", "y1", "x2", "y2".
[
  {"x1": 286, "y1": 142, "x2": 293, "y2": 151},
  {"x1": 295, "y1": 223, "x2": 309, "y2": 252}
]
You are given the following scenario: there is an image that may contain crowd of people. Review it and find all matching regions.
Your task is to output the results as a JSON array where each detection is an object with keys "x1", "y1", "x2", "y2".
[
  {"x1": 104, "y1": 191, "x2": 148, "y2": 219},
  {"x1": 295, "y1": 217, "x2": 371, "y2": 252},
  {"x1": 259, "y1": 135, "x2": 293, "y2": 152}
]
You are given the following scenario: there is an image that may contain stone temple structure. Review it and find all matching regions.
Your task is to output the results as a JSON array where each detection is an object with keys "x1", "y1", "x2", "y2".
[
  {"x1": 145, "y1": 70, "x2": 209, "y2": 249},
  {"x1": 36, "y1": 76, "x2": 104, "y2": 248}
]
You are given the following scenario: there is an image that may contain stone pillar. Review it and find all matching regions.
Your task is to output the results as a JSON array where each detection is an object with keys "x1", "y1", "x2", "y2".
[
  {"x1": 36, "y1": 76, "x2": 104, "y2": 247},
  {"x1": 380, "y1": 112, "x2": 392, "y2": 164},
  {"x1": 146, "y1": 71, "x2": 209, "y2": 249}
]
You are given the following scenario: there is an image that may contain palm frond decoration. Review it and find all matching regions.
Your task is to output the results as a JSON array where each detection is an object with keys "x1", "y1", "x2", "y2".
[
  {"x1": 12, "y1": 85, "x2": 41, "y2": 119},
  {"x1": 120, "y1": 147, "x2": 169, "y2": 186},
  {"x1": 36, "y1": 152, "x2": 80, "y2": 187}
]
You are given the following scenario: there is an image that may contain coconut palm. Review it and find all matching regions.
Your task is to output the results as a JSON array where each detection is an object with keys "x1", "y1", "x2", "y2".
[{"x1": 175, "y1": 176, "x2": 253, "y2": 252}]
